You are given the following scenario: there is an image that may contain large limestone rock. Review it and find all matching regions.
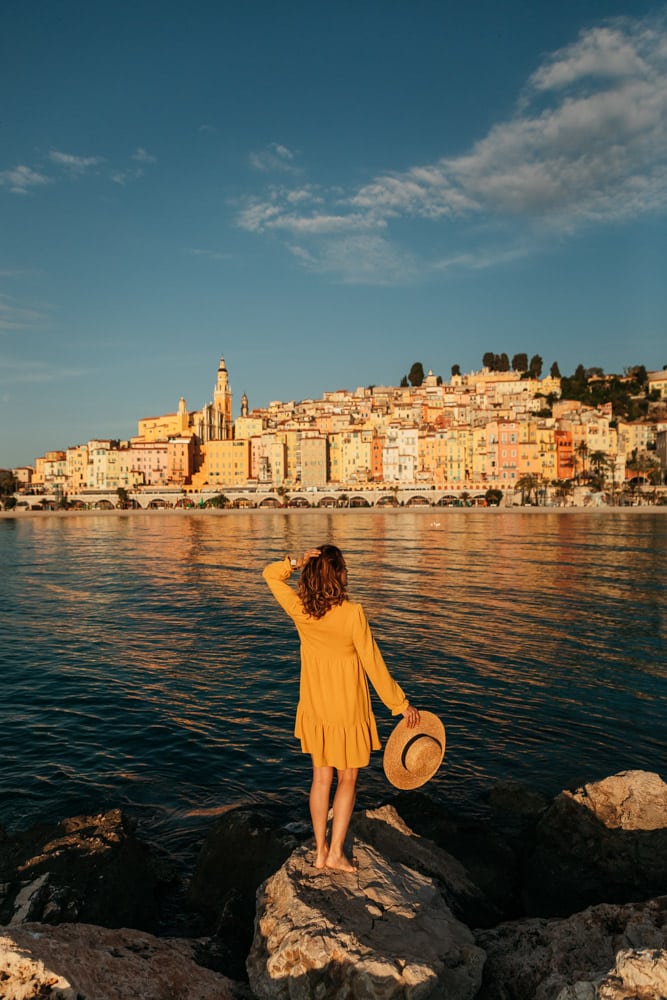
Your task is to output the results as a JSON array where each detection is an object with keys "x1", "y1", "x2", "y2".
[
  {"x1": 475, "y1": 895, "x2": 667, "y2": 1000},
  {"x1": 352, "y1": 804, "x2": 501, "y2": 927},
  {"x1": 523, "y1": 770, "x2": 667, "y2": 917},
  {"x1": 0, "y1": 810, "x2": 170, "y2": 931},
  {"x1": 247, "y1": 840, "x2": 485, "y2": 1000},
  {"x1": 0, "y1": 922, "x2": 240, "y2": 1000},
  {"x1": 557, "y1": 947, "x2": 667, "y2": 999}
]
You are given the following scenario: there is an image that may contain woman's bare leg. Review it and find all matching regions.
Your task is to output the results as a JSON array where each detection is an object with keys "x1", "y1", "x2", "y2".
[
  {"x1": 310, "y1": 764, "x2": 334, "y2": 868},
  {"x1": 327, "y1": 767, "x2": 358, "y2": 872}
]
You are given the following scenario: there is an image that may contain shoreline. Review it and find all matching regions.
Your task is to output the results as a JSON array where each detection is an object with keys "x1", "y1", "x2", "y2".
[{"x1": 2, "y1": 504, "x2": 667, "y2": 518}]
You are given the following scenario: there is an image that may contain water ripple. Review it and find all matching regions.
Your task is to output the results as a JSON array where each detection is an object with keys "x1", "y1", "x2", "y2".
[{"x1": 1, "y1": 510, "x2": 665, "y2": 866}]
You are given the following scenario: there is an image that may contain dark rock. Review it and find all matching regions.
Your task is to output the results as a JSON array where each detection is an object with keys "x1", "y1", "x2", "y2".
[
  {"x1": 0, "y1": 808, "x2": 172, "y2": 931},
  {"x1": 0, "y1": 922, "x2": 244, "y2": 999},
  {"x1": 523, "y1": 770, "x2": 667, "y2": 917},
  {"x1": 351, "y1": 804, "x2": 502, "y2": 928},
  {"x1": 389, "y1": 788, "x2": 525, "y2": 921},
  {"x1": 475, "y1": 895, "x2": 667, "y2": 1000},
  {"x1": 187, "y1": 802, "x2": 306, "y2": 977}
]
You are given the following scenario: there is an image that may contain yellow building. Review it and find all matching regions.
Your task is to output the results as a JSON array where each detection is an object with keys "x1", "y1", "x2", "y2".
[
  {"x1": 648, "y1": 368, "x2": 667, "y2": 399},
  {"x1": 66, "y1": 445, "x2": 89, "y2": 493},
  {"x1": 300, "y1": 435, "x2": 328, "y2": 487},
  {"x1": 417, "y1": 432, "x2": 449, "y2": 484},
  {"x1": 196, "y1": 438, "x2": 251, "y2": 488},
  {"x1": 137, "y1": 397, "x2": 192, "y2": 442},
  {"x1": 33, "y1": 450, "x2": 67, "y2": 490},
  {"x1": 339, "y1": 429, "x2": 373, "y2": 484},
  {"x1": 235, "y1": 415, "x2": 265, "y2": 440}
]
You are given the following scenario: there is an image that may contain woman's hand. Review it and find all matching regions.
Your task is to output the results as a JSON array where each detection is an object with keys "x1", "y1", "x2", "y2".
[
  {"x1": 403, "y1": 705, "x2": 420, "y2": 729},
  {"x1": 295, "y1": 549, "x2": 320, "y2": 569}
]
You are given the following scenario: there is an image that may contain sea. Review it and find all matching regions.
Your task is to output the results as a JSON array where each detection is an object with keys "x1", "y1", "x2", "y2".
[{"x1": 1, "y1": 508, "x2": 666, "y2": 869}]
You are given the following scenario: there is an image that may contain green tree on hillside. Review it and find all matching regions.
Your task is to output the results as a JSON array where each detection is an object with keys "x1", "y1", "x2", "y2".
[
  {"x1": 408, "y1": 362, "x2": 425, "y2": 387},
  {"x1": 529, "y1": 354, "x2": 543, "y2": 379},
  {"x1": 512, "y1": 353, "x2": 528, "y2": 372}
]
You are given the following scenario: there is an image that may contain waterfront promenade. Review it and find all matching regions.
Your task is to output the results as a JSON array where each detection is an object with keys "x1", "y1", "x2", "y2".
[{"x1": 6, "y1": 482, "x2": 667, "y2": 512}]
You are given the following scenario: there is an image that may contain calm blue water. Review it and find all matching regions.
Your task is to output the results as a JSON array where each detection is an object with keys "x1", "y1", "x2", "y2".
[{"x1": 1, "y1": 509, "x2": 666, "y2": 865}]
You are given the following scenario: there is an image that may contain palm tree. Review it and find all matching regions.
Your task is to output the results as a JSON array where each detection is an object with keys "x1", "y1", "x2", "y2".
[
  {"x1": 575, "y1": 441, "x2": 589, "y2": 483},
  {"x1": 515, "y1": 474, "x2": 541, "y2": 505},
  {"x1": 588, "y1": 451, "x2": 609, "y2": 492},
  {"x1": 552, "y1": 479, "x2": 573, "y2": 507}
]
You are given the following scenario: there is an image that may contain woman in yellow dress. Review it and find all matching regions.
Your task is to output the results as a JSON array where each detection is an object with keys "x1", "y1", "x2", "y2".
[{"x1": 263, "y1": 544, "x2": 420, "y2": 872}]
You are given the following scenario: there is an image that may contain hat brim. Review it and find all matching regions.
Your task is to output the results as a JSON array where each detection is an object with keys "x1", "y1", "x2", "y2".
[{"x1": 383, "y1": 711, "x2": 446, "y2": 790}]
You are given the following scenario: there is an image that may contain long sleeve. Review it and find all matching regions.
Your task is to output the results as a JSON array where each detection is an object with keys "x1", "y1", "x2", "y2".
[
  {"x1": 352, "y1": 604, "x2": 408, "y2": 716},
  {"x1": 262, "y1": 558, "x2": 303, "y2": 620}
]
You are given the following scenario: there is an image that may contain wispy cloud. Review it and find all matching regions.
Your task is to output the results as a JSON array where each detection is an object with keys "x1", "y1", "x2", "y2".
[
  {"x1": 237, "y1": 11, "x2": 667, "y2": 283},
  {"x1": 288, "y1": 235, "x2": 419, "y2": 285},
  {"x1": 185, "y1": 247, "x2": 232, "y2": 261},
  {"x1": 0, "y1": 357, "x2": 86, "y2": 384},
  {"x1": 132, "y1": 147, "x2": 156, "y2": 164},
  {"x1": 0, "y1": 294, "x2": 49, "y2": 331},
  {"x1": 249, "y1": 143, "x2": 300, "y2": 173},
  {"x1": 49, "y1": 150, "x2": 104, "y2": 175},
  {"x1": 110, "y1": 147, "x2": 157, "y2": 185},
  {"x1": 1, "y1": 147, "x2": 155, "y2": 195},
  {"x1": 0, "y1": 165, "x2": 51, "y2": 195}
]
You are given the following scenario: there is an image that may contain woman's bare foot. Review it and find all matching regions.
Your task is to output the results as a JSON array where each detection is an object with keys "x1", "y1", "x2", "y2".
[
  {"x1": 314, "y1": 846, "x2": 329, "y2": 869},
  {"x1": 325, "y1": 850, "x2": 357, "y2": 873}
]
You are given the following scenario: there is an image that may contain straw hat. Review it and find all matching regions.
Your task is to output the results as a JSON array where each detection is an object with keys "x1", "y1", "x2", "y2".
[{"x1": 383, "y1": 711, "x2": 446, "y2": 789}]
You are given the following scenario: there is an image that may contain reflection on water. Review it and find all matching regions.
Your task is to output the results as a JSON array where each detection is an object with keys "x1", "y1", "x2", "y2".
[{"x1": 1, "y1": 510, "x2": 666, "y2": 865}]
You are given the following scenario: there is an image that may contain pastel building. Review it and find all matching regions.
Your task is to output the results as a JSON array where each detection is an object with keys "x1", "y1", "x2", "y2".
[
  {"x1": 66, "y1": 445, "x2": 89, "y2": 493},
  {"x1": 195, "y1": 438, "x2": 251, "y2": 488},
  {"x1": 300, "y1": 435, "x2": 328, "y2": 487}
]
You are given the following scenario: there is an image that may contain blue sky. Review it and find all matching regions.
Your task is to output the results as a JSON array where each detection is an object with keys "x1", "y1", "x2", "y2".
[{"x1": 2, "y1": 0, "x2": 666, "y2": 469}]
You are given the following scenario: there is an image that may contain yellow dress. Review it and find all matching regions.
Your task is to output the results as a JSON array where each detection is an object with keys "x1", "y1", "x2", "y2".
[{"x1": 263, "y1": 558, "x2": 408, "y2": 769}]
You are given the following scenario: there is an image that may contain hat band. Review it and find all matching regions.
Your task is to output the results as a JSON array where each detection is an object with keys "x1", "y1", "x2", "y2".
[{"x1": 400, "y1": 733, "x2": 442, "y2": 774}]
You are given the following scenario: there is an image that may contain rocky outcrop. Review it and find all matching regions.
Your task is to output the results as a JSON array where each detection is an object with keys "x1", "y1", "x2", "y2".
[
  {"x1": 388, "y1": 786, "x2": 534, "y2": 922},
  {"x1": 2, "y1": 770, "x2": 666, "y2": 999},
  {"x1": 0, "y1": 922, "x2": 242, "y2": 1000},
  {"x1": 187, "y1": 802, "x2": 306, "y2": 979},
  {"x1": 475, "y1": 896, "x2": 667, "y2": 1000},
  {"x1": 523, "y1": 771, "x2": 667, "y2": 916},
  {"x1": 559, "y1": 947, "x2": 667, "y2": 999},
  {"x1": 246, "y1": 840, "x2": 485, "y2": 1000},
  {"x1": 0, "y1": 809, "x2": 172, "y2": 931},
  {"x1": 352, "y1": 804, "x2": 502, "y2": 928}
]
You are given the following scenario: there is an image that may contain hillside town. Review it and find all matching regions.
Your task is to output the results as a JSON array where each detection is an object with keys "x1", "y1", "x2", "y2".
[{"x1": 4, "y1": 356, "x2": 667, "y2": 508}]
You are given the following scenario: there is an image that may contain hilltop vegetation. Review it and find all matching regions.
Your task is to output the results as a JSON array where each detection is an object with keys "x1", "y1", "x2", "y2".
[{"x1": 399, "y1": 356, "x2": 664, "y2": 422}]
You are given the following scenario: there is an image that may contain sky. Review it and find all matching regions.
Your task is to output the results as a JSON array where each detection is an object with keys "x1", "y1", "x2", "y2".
[{"x1": 2, "y1": 0, "x2": 667, "y2": 469}]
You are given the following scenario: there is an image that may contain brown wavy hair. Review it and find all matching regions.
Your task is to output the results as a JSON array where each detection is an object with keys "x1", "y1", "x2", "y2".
[{"x1": 298, "y1": 544, "x2": 348, "y2": 619}]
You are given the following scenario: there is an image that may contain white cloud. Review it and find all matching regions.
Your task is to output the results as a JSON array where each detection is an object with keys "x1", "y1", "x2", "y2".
[
  {"x1": 49, "y1": 150, "x2": 104, "y2": 174},
  {"x1": 132, "y1": 147, "x2": 156, "y2": 163},
  {"x1": 249, "y1": 143, "x2": 299, "y2": 173},
  {"x1": 288, "y1": 235, "x2": 418, "y2": 285},
  {"x1": 237, "y1": 11, "x2": 667, "y2": 282},
  {"x1": 0, "y1": 165, "x2": 51, "y2": 195},
  {"x1": 529, "y1": 24, "x2": 652, "y2": 91}
]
